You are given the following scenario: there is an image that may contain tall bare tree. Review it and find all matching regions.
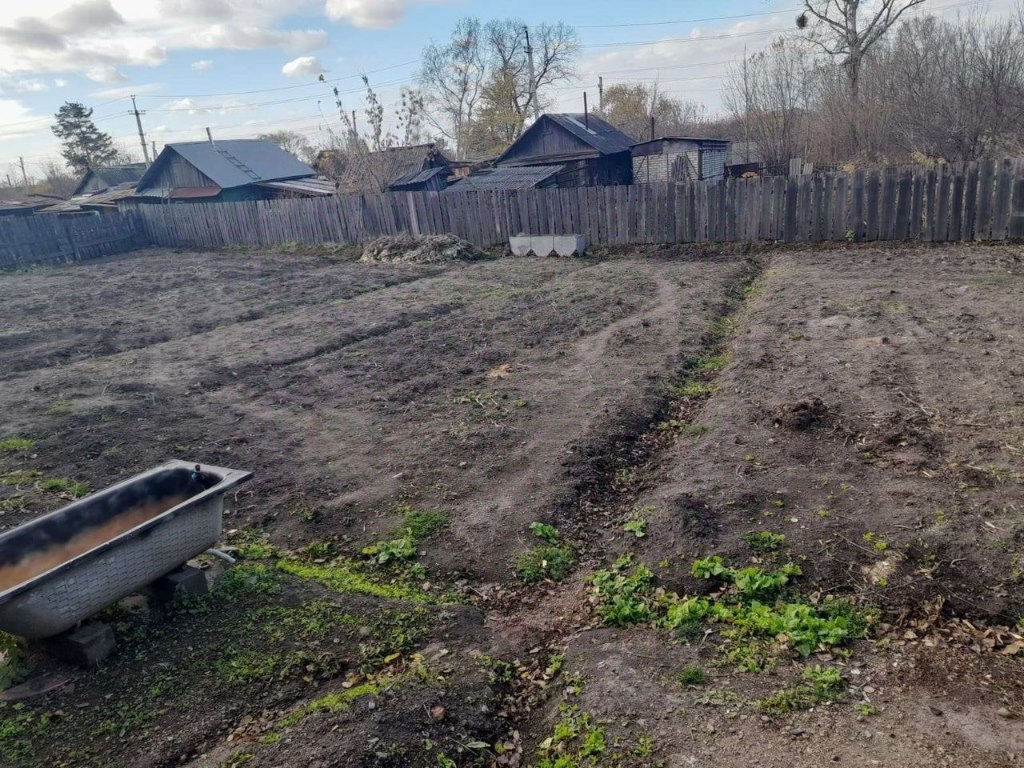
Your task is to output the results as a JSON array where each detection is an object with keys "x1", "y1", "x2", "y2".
[
  {"x1": 421, "y1": 18, "x2": 578, "y2": 158},
  {"x1": 797, "y1": 0, "x2": 927, "y2": 99},
  {"x1": 797, "y1": 0, "x2": 927, "y2": 152},
  {"x1": 724, "y1": 40, "x2": 813, "y2": 168},
  {"x1": 419, "y1": 18, "x2": 485, "y2": 159}
]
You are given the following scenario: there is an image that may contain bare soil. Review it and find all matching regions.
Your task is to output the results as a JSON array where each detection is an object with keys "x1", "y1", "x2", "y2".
[{"x1": 0, "y1": 243, "x2": 1022, "y2": 768}]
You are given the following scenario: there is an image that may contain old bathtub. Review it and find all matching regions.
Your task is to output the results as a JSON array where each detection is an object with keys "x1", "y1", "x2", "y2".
[{"x1": 0, "y1": 460, "x2": 251, "y2": 639}]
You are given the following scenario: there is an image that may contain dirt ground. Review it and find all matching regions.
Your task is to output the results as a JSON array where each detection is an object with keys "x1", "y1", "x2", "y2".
[{"x1": 0, "y1": 243, "x2": 1023, "y2": 768}]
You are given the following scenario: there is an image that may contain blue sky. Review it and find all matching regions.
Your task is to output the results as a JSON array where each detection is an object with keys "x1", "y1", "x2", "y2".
[{"x1": 0, "y1": 0, "x2": 1006, "y2": 182}]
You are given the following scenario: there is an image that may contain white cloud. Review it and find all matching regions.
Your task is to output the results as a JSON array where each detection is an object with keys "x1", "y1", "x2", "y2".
[
  {"x1": 0, "y1": 99, "x2": 47, "y2": 142},
  {"x1": 15, "y1": 79, "x2": 49, "y2": 92},
  {"x1": 0, "y1": 0, "x2": 328, "y2": 77},
  {"x1": 325, "y1": 0, "x2": 407, "y2": 29},
  {"x1": 163, "y1": 97, "x2": 206, "y2": 115},
  {"x1": 86, "y1": 64, "x2": 128, "y2": 83},
  {"x1": 90, "y1": 81, "x2": 163, "y2": 99},
  {"x1": 54, "y1": 78, "x2": 68, "y2": 87},
  {"x1": 281, "y1": 55, "x2": 322, "y2": 77},
  {"x1": 190, "y1": 59, "x2": 213, "y2": 70}
]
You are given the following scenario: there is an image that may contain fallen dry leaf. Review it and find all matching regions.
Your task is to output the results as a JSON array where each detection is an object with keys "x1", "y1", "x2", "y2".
[{"x1": 487, "y1": 363, "x2": 513, "y2": 379}]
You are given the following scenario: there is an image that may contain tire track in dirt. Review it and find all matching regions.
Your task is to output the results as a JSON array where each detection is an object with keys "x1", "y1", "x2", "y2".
[{"x1": 482, "y1": 257, "x2": 764, "y2": 654}]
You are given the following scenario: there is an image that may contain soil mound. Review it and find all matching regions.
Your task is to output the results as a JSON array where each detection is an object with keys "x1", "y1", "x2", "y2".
[
  {"x1": 359, "y1": 234, "x2": 484, "y2": 264},
  {"x1": 772, "y1": 397, "x2": 828, "y2": 430}
]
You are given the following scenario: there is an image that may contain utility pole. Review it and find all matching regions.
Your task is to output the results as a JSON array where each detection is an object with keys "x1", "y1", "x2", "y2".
[
  {"x1": 130, "y1": 95, "x2": 151, "y2": 164},
  {"x1": 598, "y1": 77, "x2": 604, "y2": 113},
  {"x1": 525, "y1": 25, "x2": 540, "y2": 120},
  {"x1": 18, "y1": 157, "x2": 27, "y2": 186}
]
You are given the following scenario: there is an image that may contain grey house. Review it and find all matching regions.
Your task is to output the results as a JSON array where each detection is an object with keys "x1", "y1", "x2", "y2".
[
  {"x1": 134, "y1": 140, "x2": 334, "y2": 202},
  {"x1": 496, "y1": 114, "x2": 636, "y2": 187}
]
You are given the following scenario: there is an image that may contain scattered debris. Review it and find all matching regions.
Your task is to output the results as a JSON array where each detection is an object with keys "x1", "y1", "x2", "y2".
[
  {"x1": 359, "y1": 234, "x2": 485, "y2": 264},
  {"x1": 772, "y1": 398, "x2": 829, "y2": 431}
]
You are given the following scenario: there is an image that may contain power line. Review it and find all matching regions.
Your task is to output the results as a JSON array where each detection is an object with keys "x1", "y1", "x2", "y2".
[
  {"x1": 577, "y1": 8, "x2": 802, "y2": 29},
  {"x1": 149, "y1": 59, "x2": 422, "y2": 100}
]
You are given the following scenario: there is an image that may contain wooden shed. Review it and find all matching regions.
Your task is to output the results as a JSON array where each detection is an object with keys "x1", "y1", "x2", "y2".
[
  {"x1": 631, "y1": 137, "x2": 732, "y2": 183},
  {"x1": 496, "y1": 114, "x2": 635, "y2": 187}
]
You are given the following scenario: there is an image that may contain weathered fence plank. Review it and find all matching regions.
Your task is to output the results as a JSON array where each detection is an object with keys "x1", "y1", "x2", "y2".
[{"x1": 122, "y1": 161, "x2": 1024, "y2": 252}]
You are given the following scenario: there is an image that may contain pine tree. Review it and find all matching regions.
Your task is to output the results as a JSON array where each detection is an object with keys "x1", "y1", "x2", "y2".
[{"x1": 51, "y1": 102, "x2": 118, "y2": 174}]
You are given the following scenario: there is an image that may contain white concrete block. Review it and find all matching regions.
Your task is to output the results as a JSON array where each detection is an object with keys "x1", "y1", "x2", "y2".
[{"x1": 552, "y1": 235, "x2": 585, "y2": 256}]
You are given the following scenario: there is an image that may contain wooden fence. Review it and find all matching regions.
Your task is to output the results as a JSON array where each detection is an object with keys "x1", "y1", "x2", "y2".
[
  {"x1": 129, "y1": 158, "x2": 1024, "y2": 250},
  {"x1": 0, "y1": 213, "x2": 144, "y2": 269}
]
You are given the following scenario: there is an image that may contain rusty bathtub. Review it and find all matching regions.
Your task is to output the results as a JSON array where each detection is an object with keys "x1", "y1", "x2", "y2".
[{"x1": 0, "y1": 460, "x2": 251, "y2": 639}]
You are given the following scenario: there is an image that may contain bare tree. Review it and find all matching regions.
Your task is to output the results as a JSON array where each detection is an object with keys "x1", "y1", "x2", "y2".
[
  {"x1": 797, "y1": 0, "x2": 926, "y2": 152},
  {"x1": 320, "y1": 76, "x2": 434, "y2": 193},
  {"x1": 724, "y1": 40, "x2": 813, "y2": 168},
  {"x1": 257, "y1": 130, "x2": 313, "y2": 161},
  {"x1": 419, "y1": 18, "x2": 485, "y2": 159},
  {"x1": 597, "y1": 82, "x2": 707, "y2": 142},
  {"x1": 797, "y1": 0, "x2": 927, "y2": 99}
]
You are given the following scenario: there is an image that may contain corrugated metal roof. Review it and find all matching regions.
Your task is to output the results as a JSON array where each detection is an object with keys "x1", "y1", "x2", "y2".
[
  {"x1": 632, "y1": 136, "x2": 731, "y2": 149},
  {"x1": 256, "y1": 178, "x2": 337, "y2": 196},
  {"x1": 498, "y1": 114, "x2": 636, "y2": 167},
  {"x1": 40, "y1": 182, "x2": 138, "y2": 213},
  {"x1": 389, "y1": 166, "x2": 448, "y2": 189},
  {"x1": 137, "y1": 140, "x2": 315, "y2": 193},
  {"x1": 445, "y1": 165, "x2": 562, "y2": 191},
  {"x1": 72, "y1": 163, "x2": 148, "y2": 196},
  {"x1": 545, "y1": 114, "x2": 636, "y2": 155}
]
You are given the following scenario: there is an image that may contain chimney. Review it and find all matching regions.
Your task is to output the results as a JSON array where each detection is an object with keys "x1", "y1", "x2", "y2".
[
  {"x1": 583, "y1": 93, "x2": 589, "y2": 128},
  {"x1": 205, "y1": 127, "x2": 214, "y2": 145},
  {"x1": 650, "y1": 116, "x2": 655, "y2": 141}
]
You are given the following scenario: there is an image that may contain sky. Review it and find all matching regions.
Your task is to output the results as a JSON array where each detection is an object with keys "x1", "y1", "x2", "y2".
[{"x1": 0, "y1": 0, "x2": 1013, "y2": 183}]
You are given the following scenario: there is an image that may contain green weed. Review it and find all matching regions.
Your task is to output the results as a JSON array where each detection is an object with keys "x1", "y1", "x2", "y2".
[
  {"x1": 756, "y1": 666, "x2": 846, "y2": 714},
  {"x1": 516, "y1": 545, "x2": 575, "y2": 584},
  {"x1": 38, "y1": 477, "x2": 90, "y2": 498},
  {"x1": 679, "y1": 664, "x2": 707, "y2": 687},
  {"x1": 622, "y1": 516, "x2": 648, "y2": 538},
  {"x1": 362, "y1": 533, "x2": 417, "y2": 564},
  {"x1": 695, "y1": 352, "x2": 730, "y2": 373},
  {"x1": 535, "y1": 705, "x2": 608, "y2": 768},
  {"x1": 0, "y1": 634, "x2": 27, "y2": 692},
  {"x1": 669, "y1": 381, "x2": 719, "y2": 399},
  {"x1": 398, "y1": 506, "x2": 448, "y2": 540},
  {"x1": 742, "y1": 531, "x2": 786, "y2": 554},
  {"x1": 529, "y1": 521, "x2": 561, "y2": 544},
  {"x1": 590, "y1": 556, "x2": 871, "y2": 666},
  {"x1": 277, "y1": 558, "x2": 438, "y2": 603},
  {"x1": 0, "y1": 471, "x2": 42, "y2": 487},
  {"x1": 231, "y1": 530, "x2": 277, "y2": 560},
  {"x1": 0, "y1": 439, "x2": 33, "y2": 453}
]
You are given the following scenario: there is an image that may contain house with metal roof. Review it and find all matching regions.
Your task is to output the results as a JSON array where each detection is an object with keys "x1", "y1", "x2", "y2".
[
  {"x1": 495, "y1": 114, "x2": 637, "y2": 187},
  {"x1": 72, "y1": 163, "x2": 148, "y2": 197},
  {"x1": 134, "y1": 139, "x2": 335, "y2": 203}
]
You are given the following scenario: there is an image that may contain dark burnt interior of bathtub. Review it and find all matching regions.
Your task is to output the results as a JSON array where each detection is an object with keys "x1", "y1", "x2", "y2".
[{"x1": 0, "y1": 467, "x2": 222, "y2": 591}]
